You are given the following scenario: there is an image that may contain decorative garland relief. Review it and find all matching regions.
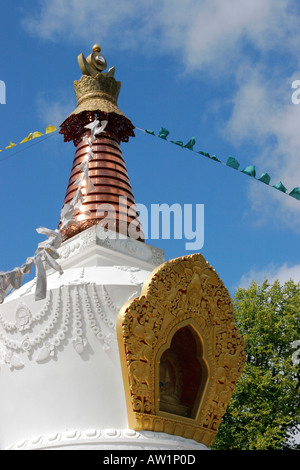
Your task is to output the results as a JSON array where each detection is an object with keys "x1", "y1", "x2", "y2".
[{"x1": 0, "y1": 282, "x2": 127, "y2": 371}]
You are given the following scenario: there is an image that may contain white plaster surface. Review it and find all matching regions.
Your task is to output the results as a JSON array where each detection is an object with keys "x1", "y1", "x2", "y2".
[{"x1": 0, "y1": 226, "x2": 207, "y2": 450}]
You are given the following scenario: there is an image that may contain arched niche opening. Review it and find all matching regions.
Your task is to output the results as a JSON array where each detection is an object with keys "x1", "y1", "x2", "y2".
[{"x1": 158, "y1": 325, "x2": 208, "y2": 419}]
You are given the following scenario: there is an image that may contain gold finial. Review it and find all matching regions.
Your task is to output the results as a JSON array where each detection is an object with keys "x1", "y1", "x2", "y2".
[
  {"x1": 78, "y1": 44, "x2": 115, "y2": 77},
  {"x1": 92, "y1": 44, "x2": 101, "y2": 52}
]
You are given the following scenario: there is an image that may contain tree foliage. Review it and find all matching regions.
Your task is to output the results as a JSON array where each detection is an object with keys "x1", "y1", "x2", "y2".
[{"x1": 212, "y1": 279, "x2": 300, "y2": 450}]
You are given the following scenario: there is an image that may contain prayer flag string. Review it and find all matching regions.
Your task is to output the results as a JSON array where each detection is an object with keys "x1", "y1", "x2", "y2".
[
  {"x1": 0, "y1": 125, "x2": 57, "y2": 155},
  {"x1": 136, "y1": 126, "x2": 300, "y2": 202}
]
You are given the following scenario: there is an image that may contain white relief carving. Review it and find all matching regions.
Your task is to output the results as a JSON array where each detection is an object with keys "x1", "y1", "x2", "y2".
[
  {"x1": 36, "y1": 343, "x2": 55, "y2": 363},
  {"x1": 5, "y1": 351, "x2": 24, "y2": 370},
  {"x1": 15, "y1": 303, "x2": 32, "y2": 331},
  {"x1": 114, "y1": 266, "x2": 140, "y2": 272},
  {"x1": 81, "y1": 229, "x2": 97, "y2": 248},
  {"x1": 59, "y1": 239, "x2": 81, "y2": 260},
  {"x1": 101, "y1": 285, "x2": 119, "y2": 314},
  {"x1": 0, "y1": 288, "x2": 65, "y2": 366},
  {"x1": 0, "y1": 294, "x2": 54, "y2": 359},
  {"x1": 113, "y1": 267, "x2": 145, "y2": 296},
  {"x1": 66, "y1": 268, "x2": 90, "y2": 287},
  {"x1": 34, "y1": 288, "x2": 65, "y2": 362},
  {"x1": 102, "y1": 332, "x2": 117, "y2": 351},
  {"x1": 57, "y1": 225, "x2": 164, "y2": 268},
  {"x1": 0, "y1": 292, "x2": 52, "y2": 333},
  {"x1": 88, "y1": 284, "x2": 117, "y2": 351},
  {"x1": 0, "y1": 281, "x2": 129, "y2": 370},
  {"x1": 96, "y1": 225, "x2": 165, "y2": 266},
  {"x1": 7, "y1": 428, "x2": 207, "y2": 450},
  {"x1": 72, "y1": 336, "x2": 87, "y2": 354},
  {"x1": 72, "y1": 285, "x2": 88, "y2": 355},
  {"x1": 111, "y1": 237, "x2": 152, "y2": 261}
]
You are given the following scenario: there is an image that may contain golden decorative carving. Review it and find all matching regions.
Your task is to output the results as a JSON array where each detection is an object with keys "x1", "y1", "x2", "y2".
[
  {"x1": 74, "y1": 75, "x2": 121, "y2": 105},
  {"x1": 64, "y1": 44, "x2": 124, "y2": 119},
  {"x1": 117, "y1": 253, "x2": 245, "y2": 447},
  {"x1": 78, "y1": 44, "x2": 115, "y2": 77}
]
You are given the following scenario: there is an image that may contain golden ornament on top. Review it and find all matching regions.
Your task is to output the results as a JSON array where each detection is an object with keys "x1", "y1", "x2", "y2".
[{"x1": 78, "y1": 44, "x2": 115, "y2": 77}]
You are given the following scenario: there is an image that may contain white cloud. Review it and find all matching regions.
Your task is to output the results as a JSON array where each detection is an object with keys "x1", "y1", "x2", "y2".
[
  {"x1": 223, "y1": 65, "x2": 300, "y2": 229},
  {"x1": 23, "y1": 1, "x2": 300, "y2": 68},
  {"x1": 238, "y1": 262, "x2": 300, "y2": 289},
  {"x1": 158, "y1": 0, "x2": 297, "y2": 71},
  {"x1": 23, "y1": 0, "x2": 155, "y2": 49},
  {"x1": 35, "y1": 93, "x2": 75, "y2": 127}
]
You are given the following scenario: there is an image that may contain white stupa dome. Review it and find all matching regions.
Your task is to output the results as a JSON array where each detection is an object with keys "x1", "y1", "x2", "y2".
[{"x1": 0, "y1": 225, "x2": 208, "y2": 450}]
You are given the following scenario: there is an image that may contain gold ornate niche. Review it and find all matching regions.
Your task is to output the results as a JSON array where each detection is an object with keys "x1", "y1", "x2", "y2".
[{"x1": 117, "y1": 253, "x2": 245, "y2": 447}]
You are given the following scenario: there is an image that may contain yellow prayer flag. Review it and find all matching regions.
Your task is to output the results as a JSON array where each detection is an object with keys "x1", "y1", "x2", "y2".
[
  {"x1": 32, "y1": 131, "x2": 43, "y2": 139},
  {"x1": 45, "y1": 125, "x2": 56, "y2": 134},
  {"x1": 5, "y1": 142, "x2": 16, "y2": 149},
  {"x1": 19, "y1": 133, "x2": 33, "y2": 144}
]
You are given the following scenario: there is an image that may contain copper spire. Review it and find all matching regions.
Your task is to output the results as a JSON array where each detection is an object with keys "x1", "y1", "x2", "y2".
[{"x1": 59, "y1": 45, "x2": 144, "y2": 242}]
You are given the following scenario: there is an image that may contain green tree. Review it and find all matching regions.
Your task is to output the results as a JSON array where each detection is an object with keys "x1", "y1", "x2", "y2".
[{"x1": 212, "y1": 279, "x2": 300, "y2": 450}]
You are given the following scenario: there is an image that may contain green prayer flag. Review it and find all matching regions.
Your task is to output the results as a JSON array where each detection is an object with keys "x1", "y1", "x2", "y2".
[
  {"x1": 273, "y1": 181, "x2": 287, "y2": 192},
  {"x1": 198, "y1": 151, "x2": 210, "y2": 158},
  {"x1": 258, "y1": 173, "x2": 271, "y2": 184},
  {"x1": 158, "y1": 127, "x2": 170, "y2": 139},
  {"x1": 226, "y1": 156, "x2": 240, "y2": 169},
  {"x1": 241, "y1": 165, "x2": 256, "y2": 177},
  {"x1": 210, "y1": 155, "x2": 221, "y2": 162},
  {"x1": 289, "y1": 187, "x2": 300, "y2": 200},
  {"x1": 145, "y1": 129, "x2": 155, "y2": 135},
  {"x1": 171, "y1": 140, "x2": 183, "y2": 147},
  {"x1": 183, "y1": 137, "x2": 196, "y2": 150}
]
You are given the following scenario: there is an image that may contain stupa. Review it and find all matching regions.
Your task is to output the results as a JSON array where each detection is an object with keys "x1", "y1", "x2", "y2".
[{"x1": 0, "y1": 45, "x2": 245, "y2": 451}]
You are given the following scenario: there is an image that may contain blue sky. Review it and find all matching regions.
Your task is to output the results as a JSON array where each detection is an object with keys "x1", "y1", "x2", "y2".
[{"x1": 0, "y1": 0, "x2": 300, "y2": 297}]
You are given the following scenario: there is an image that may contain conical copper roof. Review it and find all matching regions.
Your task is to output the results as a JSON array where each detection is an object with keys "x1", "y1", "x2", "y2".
[{"x1": 59, "y1": 45, "x2": 144, "y2": 242}]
